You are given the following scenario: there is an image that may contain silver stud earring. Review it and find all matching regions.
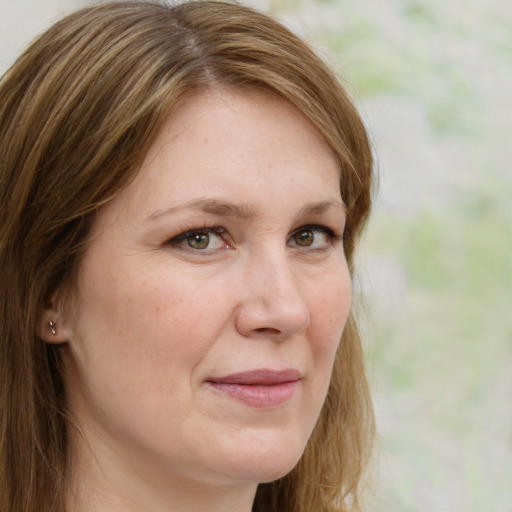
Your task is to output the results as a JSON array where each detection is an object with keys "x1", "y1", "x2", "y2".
[{"x1": 49, "y1": 320, "x2": 56, "y2": 335}]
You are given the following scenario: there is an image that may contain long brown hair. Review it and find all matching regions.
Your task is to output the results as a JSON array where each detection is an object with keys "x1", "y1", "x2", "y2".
[{"x1": 0, "y1": 2, "x2": 375, "y2": 511}]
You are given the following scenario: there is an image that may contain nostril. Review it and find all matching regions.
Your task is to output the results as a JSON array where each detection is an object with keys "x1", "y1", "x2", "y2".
[{"x1": 255, "y1": 327, "x2": 280, "y2": 334}]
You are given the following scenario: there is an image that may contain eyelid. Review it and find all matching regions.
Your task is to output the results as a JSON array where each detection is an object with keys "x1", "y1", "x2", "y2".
[
  {"x1": 292, "y1": 224, "x2": 337, "y2": 237},
  {"x1": 170, "y1": 226, "x2": 225, "y2": 242}
]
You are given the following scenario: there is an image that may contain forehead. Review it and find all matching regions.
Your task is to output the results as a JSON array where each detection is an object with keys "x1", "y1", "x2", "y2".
[
  {"x1": 96, "y1": 89, "x2": 342, "y2": 228},
  {"x1": 151, "y1": 89, "x2": 332, "y2": 156}
]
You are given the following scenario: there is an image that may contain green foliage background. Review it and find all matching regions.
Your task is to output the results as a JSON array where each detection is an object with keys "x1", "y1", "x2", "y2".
[{"x1": 255, "y1": 0, "x2": 512, "y2": 510}]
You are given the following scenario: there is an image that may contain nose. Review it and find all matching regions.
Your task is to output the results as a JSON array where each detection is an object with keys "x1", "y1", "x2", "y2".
[{"x1": 235, "y1": 251, "x2": 310, "y2": 339}]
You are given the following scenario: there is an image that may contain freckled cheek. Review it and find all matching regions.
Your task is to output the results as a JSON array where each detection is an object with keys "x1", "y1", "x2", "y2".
[{"x1": 127, "y1": 275, "x2": 231, "y2": 359}]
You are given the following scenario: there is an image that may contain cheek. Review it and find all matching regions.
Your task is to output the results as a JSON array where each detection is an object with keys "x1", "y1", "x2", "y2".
[
  {"x1": 75, "y1": 262, "x2": 232, "y2": 379},
  {"x1": 139, "y1": 273, "x2": 233, "y2": 348},
  {"x1": 311, "y1": 267, "x2": 352, "y2": 339},
  {"x1": 307, "y1": 268, "x2": 352, "y2": 381},
  {"x1": 66, "y1": 262, "x2": 231, "y2": 435}
]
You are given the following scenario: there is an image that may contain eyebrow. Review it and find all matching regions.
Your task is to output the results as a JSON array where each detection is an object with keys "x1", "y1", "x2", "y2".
[
  {"x1": 298, "y1": 200, "x2": 347, "y2": 217},
  {"x1": 145, "y1": 197, "x2": 346, "y2": 224}
]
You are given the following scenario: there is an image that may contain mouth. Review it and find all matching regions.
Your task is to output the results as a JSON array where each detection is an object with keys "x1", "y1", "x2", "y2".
[{"x1": 206, "y1": 369, "x2": 301, "y2": 408}]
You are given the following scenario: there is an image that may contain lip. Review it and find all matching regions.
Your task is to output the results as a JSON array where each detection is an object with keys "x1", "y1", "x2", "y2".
[{"x1": 206, "y1": 369, "x2": 301, "y2": 408}]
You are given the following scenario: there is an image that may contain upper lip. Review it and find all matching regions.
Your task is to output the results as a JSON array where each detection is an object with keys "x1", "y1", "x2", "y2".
[{"x1": 207, "y1": 368, "x2": 301, "y2": 385}]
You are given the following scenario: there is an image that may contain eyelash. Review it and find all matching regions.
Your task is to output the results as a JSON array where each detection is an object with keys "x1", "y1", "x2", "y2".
[
  {"x1": 168, "y1": 225, "x2": 228, "y2": 247},
  {"x1": 167, "y1": 224, "x2": 342, "y2": 251},
  {"x1": 292, "y1": 225, "x2": 340, "y2": 247}
]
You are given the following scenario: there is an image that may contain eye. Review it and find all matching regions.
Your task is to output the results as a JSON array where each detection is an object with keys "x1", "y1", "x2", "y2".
[
  {"x1": 187, "y1": 232, "x2": 210, "y2": 250},
  {"x1": 293, "y1": 229, "x2": 315, "y2": 247},
  {"x1": 169, "y1": 227, "x2": 230, "y2": 251},
  {"x1": 290, "y1": 225, "x2": 338, "y2": 249}
]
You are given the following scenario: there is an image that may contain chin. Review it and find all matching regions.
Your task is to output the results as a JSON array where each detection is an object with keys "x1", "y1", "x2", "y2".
[{"x1": 215, "y1": 430, "x2": 307, "y2": 484}]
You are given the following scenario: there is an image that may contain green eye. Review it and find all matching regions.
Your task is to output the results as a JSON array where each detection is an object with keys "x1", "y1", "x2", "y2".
[
  {"x1": 169, "y1": 226, "x2": 229, "y2": 252},
  {"x1": 293, "y1": 229, "x2": 314, "y2": 246},
  {"x1": 187, "y1": 233, "x2": 210, "y2": 249}
]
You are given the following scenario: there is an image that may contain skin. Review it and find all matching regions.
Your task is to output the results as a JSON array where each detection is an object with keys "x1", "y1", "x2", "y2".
[{"x1": 45, "y1": 89, "x2": 352, "y2": 512}]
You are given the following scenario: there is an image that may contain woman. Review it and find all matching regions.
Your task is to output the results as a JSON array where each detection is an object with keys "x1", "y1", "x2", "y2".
[{"x1": 0, "y1": 2, "x2": 375, "y2": 511}]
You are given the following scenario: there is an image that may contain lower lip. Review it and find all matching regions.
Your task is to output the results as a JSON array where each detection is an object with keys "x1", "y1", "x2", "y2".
[{"x1": 207, "y1": 381, "x2": 299, "y2": 408}]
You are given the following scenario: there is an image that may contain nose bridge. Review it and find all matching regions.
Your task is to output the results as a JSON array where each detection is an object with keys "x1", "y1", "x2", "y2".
[
  {"x1": 260, "y1": 247, "x2": 301, "y2": 302},
  {"x1": 237, "y1": 243, "x2": 310, "y2": 337}
]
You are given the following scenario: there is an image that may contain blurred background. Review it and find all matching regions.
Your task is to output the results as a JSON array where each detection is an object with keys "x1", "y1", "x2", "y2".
[{"x1": 1, "y1": 0, "x2": 511, "y2": 510}]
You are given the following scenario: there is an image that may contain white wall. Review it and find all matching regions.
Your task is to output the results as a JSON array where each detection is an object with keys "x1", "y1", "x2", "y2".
[{"x1": 0, "y1": 0, "x2": 87, "y2": 74}]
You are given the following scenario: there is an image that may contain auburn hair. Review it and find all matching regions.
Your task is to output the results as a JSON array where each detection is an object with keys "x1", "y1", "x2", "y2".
[{"x1": 0, "y1": 2, "x2": 375, "y2": 511}]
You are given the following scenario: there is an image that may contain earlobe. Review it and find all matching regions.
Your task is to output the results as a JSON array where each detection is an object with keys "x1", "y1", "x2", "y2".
[{"x1": 37, "y1": 308, "x2": 72, "y2": 344}]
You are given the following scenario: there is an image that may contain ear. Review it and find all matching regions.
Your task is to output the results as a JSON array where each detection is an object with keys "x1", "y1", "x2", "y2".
[{"x1": 37, "y1": 303, "x2": 73, "y2": 344}]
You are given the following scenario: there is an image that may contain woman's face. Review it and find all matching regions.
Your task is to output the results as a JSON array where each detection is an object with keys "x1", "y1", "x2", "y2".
[{"x1": 62, "y1": 90, "x2": 351, "y2": 492}]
